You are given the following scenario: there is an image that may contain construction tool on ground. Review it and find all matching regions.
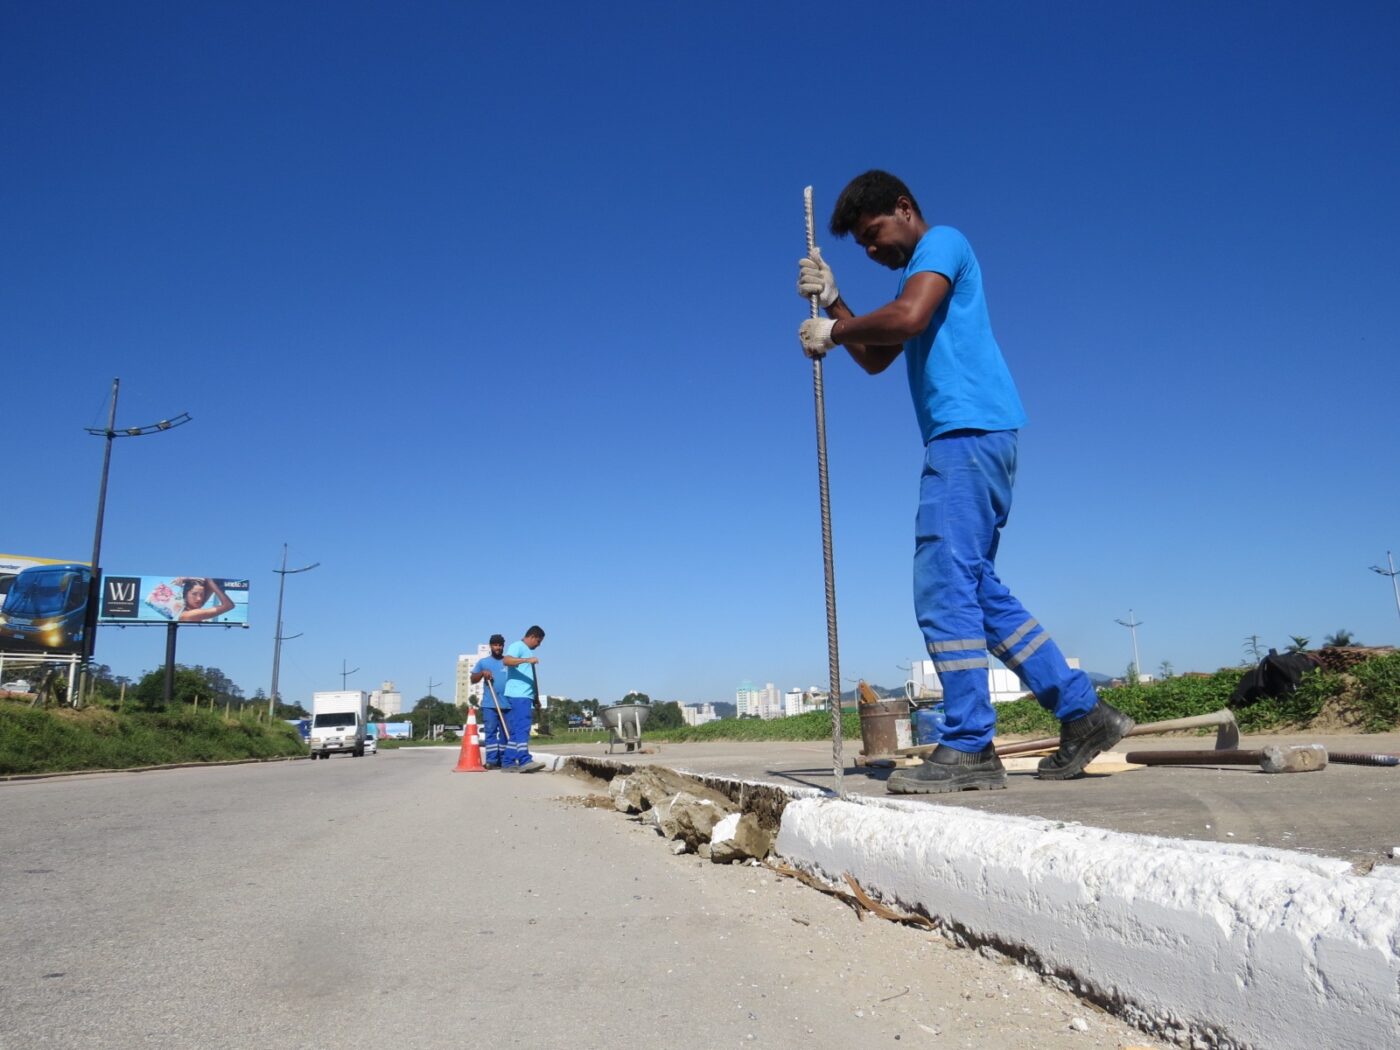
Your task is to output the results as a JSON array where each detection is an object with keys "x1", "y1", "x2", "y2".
[
  {"x1": 1125, "y1": 743, "x2": 1328, "y2": 774},
  {"x1": 897, "y1": 708, "x2": 1241, "y2": 759},
  {"x1": 994, "y1": 709, "x2": 1240, "y2": 758},
  {"x1": 484, "y1": 679, "x2": 511, "y2": 741},
  {"x1": 1327, "y1": 752, "x2": 1400, "y2": 767},
  {"x1": 804, "y1": 184, "x2": 844, "y2": 798}
]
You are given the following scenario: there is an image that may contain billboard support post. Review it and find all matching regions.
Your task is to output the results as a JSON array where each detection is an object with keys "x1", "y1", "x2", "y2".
[
  {"x1": 80, "y1": 379, "x2": 192, "y2": 707},
  {"x1": 163, "y1": 622, "x2": 178, "y2": 706}
]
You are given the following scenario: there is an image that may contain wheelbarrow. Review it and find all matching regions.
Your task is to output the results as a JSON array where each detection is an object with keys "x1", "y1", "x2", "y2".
[{"x1": 599, "y1": 702, "x2": 651, "y2": 754}]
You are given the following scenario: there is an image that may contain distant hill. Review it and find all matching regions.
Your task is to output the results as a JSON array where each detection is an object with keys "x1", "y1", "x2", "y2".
[{"x1": 710, "y1": 702, "x2": 736, "y2": 719}]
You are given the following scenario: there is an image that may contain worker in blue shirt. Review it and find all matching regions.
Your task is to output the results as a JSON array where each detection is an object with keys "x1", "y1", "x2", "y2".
[
  {"x1": 502, "y1": 625, "x2": 546, "y2": 773},
  {"x1": 469, "y1": 634, "x2": 510, "y2": 768},
  {"x1": 797, "y1": 170, "x2": 1132, "y2": 793}
]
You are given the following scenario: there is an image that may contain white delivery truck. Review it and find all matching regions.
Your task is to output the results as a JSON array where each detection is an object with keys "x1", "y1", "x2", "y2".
[{"x1": 309, "y1": 690, "x2": 369, "y2": 759}]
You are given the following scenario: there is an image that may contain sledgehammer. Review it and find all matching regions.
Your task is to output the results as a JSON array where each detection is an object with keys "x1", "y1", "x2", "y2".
[
  {"x1": 1124, "y1": 743, "x2": 1328, "y2": 773},
  {"x1": 990, "y1": 709, "x2": 1241, "y2": 759}
]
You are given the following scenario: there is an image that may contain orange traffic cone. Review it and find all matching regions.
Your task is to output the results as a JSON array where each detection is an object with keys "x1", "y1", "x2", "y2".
[{"x1": 453, "y1": 708, "x2": 485, "y2": 773}]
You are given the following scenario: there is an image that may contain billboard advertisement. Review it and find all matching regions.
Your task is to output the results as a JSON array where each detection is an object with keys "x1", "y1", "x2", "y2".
[
  {"x1": 0, "y1": 554, "x2": 94, "y2": 654},
  {"x1": 99, "y1": 575, "x2": 250, "y2": 626}
]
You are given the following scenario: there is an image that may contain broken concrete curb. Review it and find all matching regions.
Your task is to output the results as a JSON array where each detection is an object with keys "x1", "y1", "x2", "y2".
[
  {"x1": 560, "y1": 754, "x2": 1400, "y2": 1050},
  {"x1": 777, "y1": 793, "x2": 1400, "y2": 1050}
]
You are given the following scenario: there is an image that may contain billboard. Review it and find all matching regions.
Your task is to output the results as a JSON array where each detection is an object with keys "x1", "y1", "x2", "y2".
[
  {"x1": 100, "y1": 575, "x2": 250, "y2": 626},
  {"x1": 0, "y1": 554, "x2": 94, "y2": 654}
]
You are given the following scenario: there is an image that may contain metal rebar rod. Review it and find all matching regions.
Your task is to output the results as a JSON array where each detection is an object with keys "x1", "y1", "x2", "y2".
[{"x1": 804, "y1": 185, "x2": 844, "y2": 798}]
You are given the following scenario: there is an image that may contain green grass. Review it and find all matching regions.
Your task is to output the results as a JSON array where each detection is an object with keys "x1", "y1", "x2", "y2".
[{"x1": 0, "y1": 702, "x2": 307, "y2": 776}]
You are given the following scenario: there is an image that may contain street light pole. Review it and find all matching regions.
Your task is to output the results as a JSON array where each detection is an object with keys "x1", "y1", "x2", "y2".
[
  {"x1": 81, "y1": 379, "x2": 191, "y2": 706},
  {"x1": 1115, "y1": 609, "x2": 1143, "y2": 682},
  {"x1": 339, "y1": 659, "x2": 360, "y2": 690},
  {"x1": 1372, "y1": 551, "x2": 1400, "y2": 637},
  {"x1": 426, "y1": 676, "x2": 443, "y2": 739},
  {"x1": 268, "y1": 544, "x2": 319, "y2": 718}
]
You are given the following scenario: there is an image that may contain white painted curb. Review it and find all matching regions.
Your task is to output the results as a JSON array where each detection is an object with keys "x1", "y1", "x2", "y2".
[{"x1": 775, "y1": 795, "x2": 1400, "y2": 1050}]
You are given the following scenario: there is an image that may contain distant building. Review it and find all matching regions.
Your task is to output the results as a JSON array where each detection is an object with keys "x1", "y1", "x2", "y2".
[
  {"x1": 682, "y1": 703, "x2": 719, "y2": 726},
  {"x1": 783, "y1": 687, "x2": 823, "y2": 717},
  {"x1": 369, "y1": 680, "x2": 404, "y2": 717},
  {"x1": 909, "y1": 656, "x2": 1081, "y2": 704},
  {"x1": 736, "y1": 681, "x2": 784, "y2": 719},
  {"x1": 456, "y1": 644, "x2": 491, "y2": 707}
]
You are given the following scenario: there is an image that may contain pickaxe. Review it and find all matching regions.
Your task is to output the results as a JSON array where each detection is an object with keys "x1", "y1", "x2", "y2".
[{"x1": 1124, "y1": 743, "x2": 1328, "y2": 774}]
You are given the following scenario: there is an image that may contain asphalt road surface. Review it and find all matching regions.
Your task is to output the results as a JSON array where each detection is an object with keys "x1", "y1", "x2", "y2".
[{"x1": 1, "y1": 749, "x2": 1170, "y2": 1049}]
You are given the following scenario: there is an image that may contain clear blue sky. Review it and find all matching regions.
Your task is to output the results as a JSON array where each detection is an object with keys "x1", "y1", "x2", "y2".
[{"x1": 4, "y1": 3, "x2": 1398, "y2": 706}]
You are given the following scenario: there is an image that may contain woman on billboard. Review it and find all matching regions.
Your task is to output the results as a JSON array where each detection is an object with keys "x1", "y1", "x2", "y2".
[{"x1": 174, "y1": 577, "x2": 235, "y2": 623}]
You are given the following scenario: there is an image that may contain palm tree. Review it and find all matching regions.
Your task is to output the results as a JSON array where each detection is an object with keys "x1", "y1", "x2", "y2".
[
  {"x1": 1285, "y1": 635, "x2": 1311, "y2": 654},
  {"x1": 1323, "y1": 629, "x2": 1356, "y2": 648}
]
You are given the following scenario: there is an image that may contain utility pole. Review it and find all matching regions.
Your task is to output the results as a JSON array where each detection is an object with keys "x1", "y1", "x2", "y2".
[
  {"x1": 426, "y1": 676, "x2": 443, "y2": 739},
  {"x1": 268, "y1": 545, "x2": 319, "y2": 718},
  {"x1": 339, "y1": 660, "x2": 360, "y2": 690},
  {"x1": 1115, "y1": 609, "x2": 1143, "y2": 682},
  {"x1": 1372, "y1": 551, "x2": 1400, "y2": 637}
]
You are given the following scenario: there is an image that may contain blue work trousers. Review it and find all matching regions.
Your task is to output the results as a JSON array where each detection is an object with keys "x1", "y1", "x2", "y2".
[
  {"x1": 480, "y1": 701, "x2": 509, "y2": 766},
  {"x1": 915, "y1": 430, "x2": 1098, "y2": 752},
  {"x1": 502, "y1": 698, "x2": 535, "y2": 766}
]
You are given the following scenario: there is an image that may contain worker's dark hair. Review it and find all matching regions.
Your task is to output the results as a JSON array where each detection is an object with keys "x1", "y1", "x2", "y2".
[
  {"x1": 525, "y1": 625, "x2": 545, "y2": 640},
  {"x1": 489, "y1": 633, "x2": 505, "y2": 645},
  {"x1": 829, "y1": 170, "x2": 923, "y2": 237}
]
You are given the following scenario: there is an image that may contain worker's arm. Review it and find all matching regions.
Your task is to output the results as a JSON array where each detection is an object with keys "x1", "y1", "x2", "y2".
[
  {"x1": 470, "y1": 668, "x2": 492, "y2": 683},
  {"x1": 800, "y1": 272, "x2": 950, "y2": 374},
  {"x1": 502, "y1": 655, "x2": 538, "y2": 667}
]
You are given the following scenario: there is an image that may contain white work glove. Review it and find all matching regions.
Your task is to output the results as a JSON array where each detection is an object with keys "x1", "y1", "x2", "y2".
[
  {"x1": 797, "y1": 247, "x2": 839, "y2": 308},
  {"x1": 798, "y1": 318, "x2": 837, "y2": 357}
]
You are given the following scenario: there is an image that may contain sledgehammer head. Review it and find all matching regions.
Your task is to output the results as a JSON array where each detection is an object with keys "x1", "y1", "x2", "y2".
[
  {"x1": 1214, "y1": 710, "x2": 1241, "y2": 750},
  {"x1": 1260, "y1": 743, "x2": 1328, "y2": 773}
]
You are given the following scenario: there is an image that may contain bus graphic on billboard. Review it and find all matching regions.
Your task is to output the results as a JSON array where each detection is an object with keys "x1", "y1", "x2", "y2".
[{"x1": 0, "y1": 555, "x2": 94, "y2": 654}]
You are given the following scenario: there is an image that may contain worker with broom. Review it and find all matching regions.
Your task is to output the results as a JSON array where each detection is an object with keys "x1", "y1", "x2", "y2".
[
  {"x1": 797, "y1": 170, "x2": 1132, "y2": 793},
  {"x1": 469, "y1": 633, "x2": 510, "y2": 768}
]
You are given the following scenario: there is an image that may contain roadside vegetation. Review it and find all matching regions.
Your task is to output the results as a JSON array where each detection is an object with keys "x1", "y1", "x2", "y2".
[
  {"x1": 0, "y1": 662, "x2": 309, "y2": 776},
  {"x1": 0, "y1": 702, "x2": 305, "y2": 776}
]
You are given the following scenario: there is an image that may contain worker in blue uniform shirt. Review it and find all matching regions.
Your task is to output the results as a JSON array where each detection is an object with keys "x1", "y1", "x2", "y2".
[
  {"x1": 502, "y1": 625, "x2": 546, "y2": 773},
  {"x1": 797, "y1": 170, "x2": 1132, "y2": 793},
  {"x1": 469, "y1": 634, "x2": 510, "y2": 768}
]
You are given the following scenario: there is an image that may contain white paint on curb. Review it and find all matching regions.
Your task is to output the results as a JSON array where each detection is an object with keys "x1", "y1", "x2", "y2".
[{"x1": 775, "y1": 795, "x2": 1400, "y2": 1050}]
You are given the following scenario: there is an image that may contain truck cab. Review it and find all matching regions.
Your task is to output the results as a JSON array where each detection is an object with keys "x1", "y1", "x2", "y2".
[{"x1": 309, "y1": 690, "x2": 369, "y2": 759}]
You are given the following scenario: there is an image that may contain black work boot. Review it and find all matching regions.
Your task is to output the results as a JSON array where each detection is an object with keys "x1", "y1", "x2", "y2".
[
  {"x1": 1036, "y1": 701, "x2": 1135, "y2": 780},
  {"x1": 887, "y1": 744, "x2": 1007, "y2": 795}
]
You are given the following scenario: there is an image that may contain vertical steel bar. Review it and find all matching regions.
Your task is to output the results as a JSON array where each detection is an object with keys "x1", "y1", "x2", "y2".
[{"x1": 804, "y1": 186, "x2": 844, "y2": 798}]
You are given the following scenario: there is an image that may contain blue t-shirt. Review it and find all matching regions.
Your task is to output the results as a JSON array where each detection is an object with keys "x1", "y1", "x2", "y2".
[
  {"x1": 897, "y1": 226, "x2": 1027, "y2": 443},
  {"x1": 475, "y1": 654, "x2": 510, "y2": 709},
  {"x1": 503, "y1": 640, "x2": 536, "y2": 699}
]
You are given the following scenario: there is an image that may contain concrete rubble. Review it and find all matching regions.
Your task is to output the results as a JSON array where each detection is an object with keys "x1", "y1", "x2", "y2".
[{"x1": 606, "y1": 765, "x2": 772, "y2": 862}]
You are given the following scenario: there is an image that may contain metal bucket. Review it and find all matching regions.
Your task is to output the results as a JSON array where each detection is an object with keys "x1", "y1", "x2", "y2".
[{"x1": 858, "y1": 699, "x2": 911, "y2": 761}]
